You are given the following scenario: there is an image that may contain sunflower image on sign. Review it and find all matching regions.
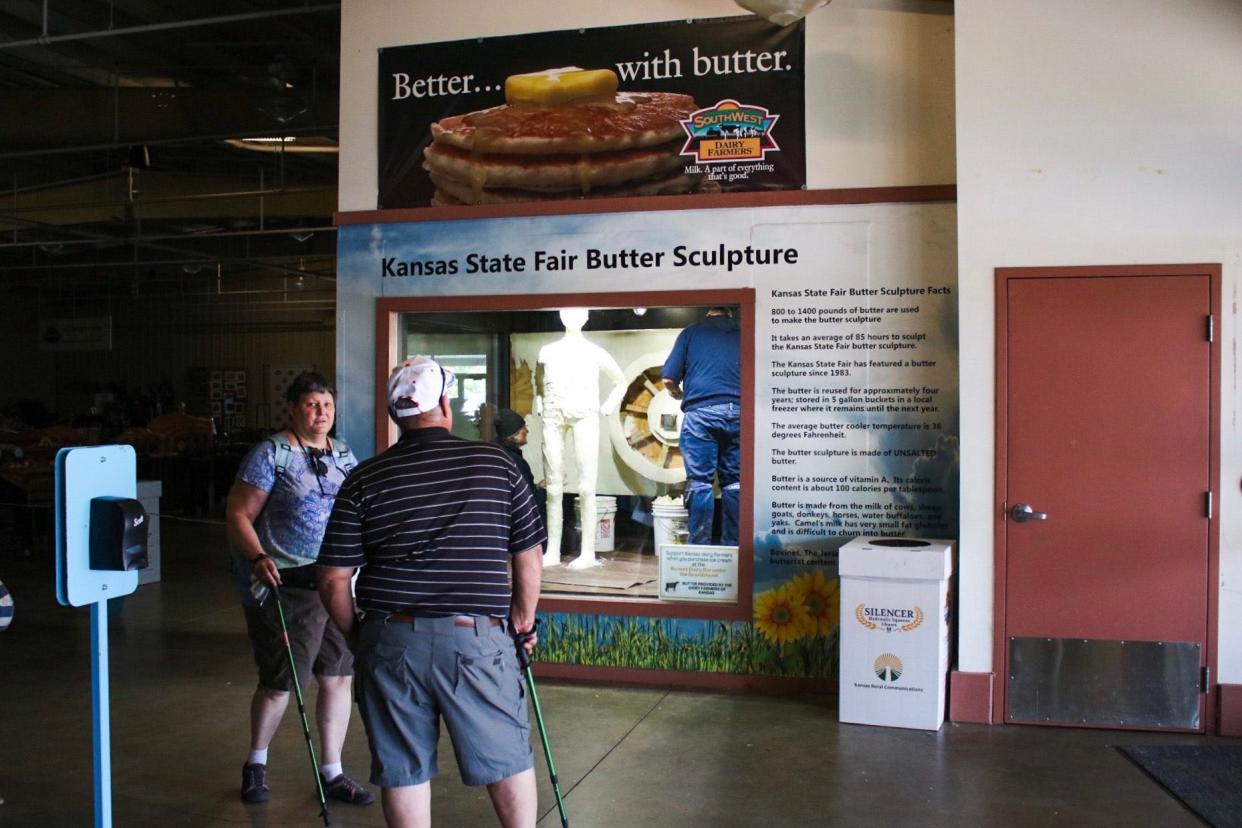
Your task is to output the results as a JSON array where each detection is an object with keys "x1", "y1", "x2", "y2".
[
  {"x1": 753, "y1": 582, "x2": 813, "y2": 645},
  {"x1": 874, "y1": 652, "x2": 903, "y2": 682},
  {"x1": 538, "y1": 568, "x2": 842, "y2": 679},
  {"x1": 789, "y1": 569, "x2": 839, "y2": 635},
  {"x1": 739, "y1": 569, "x2": 842, "y2": 676}
]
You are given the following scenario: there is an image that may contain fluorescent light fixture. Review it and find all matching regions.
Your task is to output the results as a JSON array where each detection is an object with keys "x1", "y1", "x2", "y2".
[{"x1": 224, "y1": 136, "x2": 338, "y2": 154}]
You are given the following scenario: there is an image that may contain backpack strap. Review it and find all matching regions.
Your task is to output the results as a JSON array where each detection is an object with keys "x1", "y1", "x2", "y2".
[
  {"x1": 269, "y1": 434, "x2": 353, "y2": 478},
  {"x1": 267, "y1": 436, "x2": 294, "y2": 480},
  {"x1": 331, "y1": 437, "x2": 356, "y2": 472}
]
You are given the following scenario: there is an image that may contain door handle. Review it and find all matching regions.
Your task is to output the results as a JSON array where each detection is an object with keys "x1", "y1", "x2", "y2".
[{"x1": 1011, "y1": 503, "x2": 1048, "y2": 523}]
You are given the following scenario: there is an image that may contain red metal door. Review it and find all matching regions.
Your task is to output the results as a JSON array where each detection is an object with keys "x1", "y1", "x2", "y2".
[{"x1": 1001, "y1": 272, "x2": 1213, "y2": 729}]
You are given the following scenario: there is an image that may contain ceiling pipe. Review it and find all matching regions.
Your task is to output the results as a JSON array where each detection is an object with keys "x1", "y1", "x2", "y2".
[
  {"x1": 0, "y1": 183, "x2": 335, "y2": 215},
  {"x1": 1, "y1": 3, "x2": 341, "y2": 51},
  {"x1": 0, "y1": 224, "x2": 337, "y2": 250},
  {"x1": 0, "y1": 124, "x2": 339, "y2": 161},
  {"x1": 0, "y1": 255, "x2": 334, "y2": 271},
  {"x1": 0, "y1": 214, "x2": 334, "y2": 280},
  {"x1": 5, "y1": 169, "x2": 117, "y2": 196},
  {"x1": 0, "y1": 282, "x2": 335, "y2": 306}
]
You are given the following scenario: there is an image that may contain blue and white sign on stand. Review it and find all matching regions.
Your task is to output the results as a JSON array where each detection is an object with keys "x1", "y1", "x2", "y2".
[{"x1": 55, "y1": 445, "x2": 142, "y2": 828}]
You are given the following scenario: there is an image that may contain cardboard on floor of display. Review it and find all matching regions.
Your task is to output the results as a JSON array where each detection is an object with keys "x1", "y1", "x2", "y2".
[{"x1": 542, "y1": 549, "x2": 656, "y2": 596}]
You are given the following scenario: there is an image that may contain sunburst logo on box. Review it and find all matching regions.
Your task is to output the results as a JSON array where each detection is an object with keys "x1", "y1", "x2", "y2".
[{"x1": 874, "y1": 653, "x2": 903, "y2": 682}]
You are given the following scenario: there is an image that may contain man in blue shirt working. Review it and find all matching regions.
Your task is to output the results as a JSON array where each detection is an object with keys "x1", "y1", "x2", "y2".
[{"x1": 662, "y1": 307, "x2": 741, "y2": 545}]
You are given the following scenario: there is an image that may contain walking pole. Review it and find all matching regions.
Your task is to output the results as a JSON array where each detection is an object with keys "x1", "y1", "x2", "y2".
[
  {"x1": 515, "y1": 620, "x2": 569, "y2": 828},
  {"x1": 273, "y1": 589, "x2": 332, "y2": 827}
]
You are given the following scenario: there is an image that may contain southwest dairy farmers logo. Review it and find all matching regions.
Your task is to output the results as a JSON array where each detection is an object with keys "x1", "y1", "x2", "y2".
[
  {"x1": 874, "y1": 653, "x2": 903, "y2": 681},
  {"x1": 680, "y1": 99, "x2": 779, "y2": 163},
  {"x1": 854, "y1": 604, "x2": 924, "y2": 633}
]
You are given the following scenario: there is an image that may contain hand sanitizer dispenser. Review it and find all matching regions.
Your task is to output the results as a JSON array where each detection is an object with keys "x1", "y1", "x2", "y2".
[{"x1": 89, "y1": 496, "x2": 149, "y2": 571}]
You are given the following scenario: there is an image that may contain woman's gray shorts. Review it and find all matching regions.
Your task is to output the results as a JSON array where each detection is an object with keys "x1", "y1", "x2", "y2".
[{"x1": 355, "y1": 614, "x2": 533, "y2": 788}]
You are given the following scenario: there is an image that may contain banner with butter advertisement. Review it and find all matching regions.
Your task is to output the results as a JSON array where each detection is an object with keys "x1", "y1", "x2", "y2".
[{"x1": 377, "y1": 15, "x2": 805, "y2": 208}]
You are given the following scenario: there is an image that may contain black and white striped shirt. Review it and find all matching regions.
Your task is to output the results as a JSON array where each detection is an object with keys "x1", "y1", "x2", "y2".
[{"x1": 318, "y1": 427, "x2": 545, "y2": 617}]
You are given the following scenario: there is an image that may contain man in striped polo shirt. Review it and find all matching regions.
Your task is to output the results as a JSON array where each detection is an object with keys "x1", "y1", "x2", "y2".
[{"x1": 318, "y1": 356, "x2": 544, "y2": 827}]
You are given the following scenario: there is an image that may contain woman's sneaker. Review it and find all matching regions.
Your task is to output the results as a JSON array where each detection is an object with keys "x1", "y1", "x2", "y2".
[
  {"x1": 241, "y1": 762, "x2": 269, "y2": 803},
  {"x1": 321, "y1": 772, "x2": 375, "y2": 805}
]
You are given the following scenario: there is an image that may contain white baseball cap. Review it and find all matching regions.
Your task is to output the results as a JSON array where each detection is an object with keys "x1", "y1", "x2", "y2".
[{"x1": 386, "y1": 356, "x2": 456, "y2": 420}]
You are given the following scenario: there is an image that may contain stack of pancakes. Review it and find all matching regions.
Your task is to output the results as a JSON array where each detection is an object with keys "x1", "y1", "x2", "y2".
[{"x1": 423, "y1": 92, "x2": 709, "y2": 206}]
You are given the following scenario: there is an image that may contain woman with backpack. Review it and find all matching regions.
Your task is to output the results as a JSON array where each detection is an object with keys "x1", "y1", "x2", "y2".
[{"x1": 225, "y1": 371, "x2": 374, "y2": 808}]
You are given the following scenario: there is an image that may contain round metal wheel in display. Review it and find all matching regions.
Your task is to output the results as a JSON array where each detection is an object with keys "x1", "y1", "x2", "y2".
[{"x1": 607, "y1": 352, "x2": 687, "y2": 485}]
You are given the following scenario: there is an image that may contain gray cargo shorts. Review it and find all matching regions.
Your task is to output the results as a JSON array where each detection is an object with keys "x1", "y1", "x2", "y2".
[{"x1": 354, "y1": 613, "x2": 533, "y2": 788}]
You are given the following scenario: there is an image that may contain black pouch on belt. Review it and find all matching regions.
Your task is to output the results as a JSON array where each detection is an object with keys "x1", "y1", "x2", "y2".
[{"x1": 280, "y1": 563, "x2": 317, "y2": 590}]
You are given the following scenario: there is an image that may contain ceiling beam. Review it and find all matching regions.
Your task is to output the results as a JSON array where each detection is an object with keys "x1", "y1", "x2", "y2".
[
  {"x1": 0, "y1": 87, "x2": 338, "y2": 154},
  {"x1": 0, "y1": 3, "x2": 340, "y2": 51},
  {"x1": 0, "y1": 213, "x2": 334, "y2": 280}
]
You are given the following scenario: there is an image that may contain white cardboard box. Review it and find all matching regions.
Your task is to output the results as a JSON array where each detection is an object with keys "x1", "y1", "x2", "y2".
[
  {"x1": 838, "y1": 538, "x2": 954, "y2": 731},
  {"x1": 137, "y1": 480, "x2": 162, "y2": 585}
]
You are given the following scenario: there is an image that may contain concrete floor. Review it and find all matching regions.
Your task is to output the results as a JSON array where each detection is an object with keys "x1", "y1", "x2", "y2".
[{"x1": 0, "y1": 519, "x2": 1221, "y2": 826}]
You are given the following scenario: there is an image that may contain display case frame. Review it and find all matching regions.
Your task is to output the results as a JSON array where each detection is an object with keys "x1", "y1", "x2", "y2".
[{"x1": 376, "y1": 289, "x2": 755, "y2": 621}]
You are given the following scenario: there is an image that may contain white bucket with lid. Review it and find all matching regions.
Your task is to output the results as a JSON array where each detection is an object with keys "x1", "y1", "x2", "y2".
[
  {"x1": 576, "y1": 495, "x2": 618, "y2": 552},
  {"x1": 651, "y1": 496, "x2": 688, "y2": 558}
]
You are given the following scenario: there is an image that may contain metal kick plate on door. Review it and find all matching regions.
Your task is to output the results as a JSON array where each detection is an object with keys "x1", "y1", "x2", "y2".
[{"x1": 1008, "y1": 637, "x2": 1200, "y2": 729}]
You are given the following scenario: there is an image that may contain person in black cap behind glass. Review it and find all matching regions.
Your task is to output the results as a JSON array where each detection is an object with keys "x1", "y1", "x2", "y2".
[{"x1": 493, "y1": 408, "x2": 545, "y2": 522}]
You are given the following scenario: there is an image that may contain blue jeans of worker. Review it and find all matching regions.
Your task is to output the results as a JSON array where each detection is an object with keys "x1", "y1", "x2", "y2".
[{"x1": 681, "y1": 402, "x2": 741, "y2": 545}]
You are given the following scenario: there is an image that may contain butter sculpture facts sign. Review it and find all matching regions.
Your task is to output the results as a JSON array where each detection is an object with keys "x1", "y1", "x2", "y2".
[{"x1": 378, "y1": 15, "x2": 805, "y2": 208}]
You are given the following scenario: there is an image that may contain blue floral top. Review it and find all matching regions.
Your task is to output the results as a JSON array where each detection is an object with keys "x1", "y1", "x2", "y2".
[{"x1": 236, "y1": 438, "x2": 358, "y2": 568}]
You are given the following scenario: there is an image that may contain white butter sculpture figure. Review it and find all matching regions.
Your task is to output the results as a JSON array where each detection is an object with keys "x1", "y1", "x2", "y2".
[{"x1": 536, "y1": 308, "x2": 625, "y2": 568}]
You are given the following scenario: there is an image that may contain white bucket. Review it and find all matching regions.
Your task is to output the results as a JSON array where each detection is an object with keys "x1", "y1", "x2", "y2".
[
  {"x1": 651, "y1": 496, "x2": 689, "y2": 558},
  {"x1": 576, "y1": 495, "x2": 618, "y2": 552}
]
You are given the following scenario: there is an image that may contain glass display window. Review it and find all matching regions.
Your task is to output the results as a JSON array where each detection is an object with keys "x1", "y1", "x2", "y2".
[{"x1": 378, "y1": 290, "x2": 755, "y2": 620}]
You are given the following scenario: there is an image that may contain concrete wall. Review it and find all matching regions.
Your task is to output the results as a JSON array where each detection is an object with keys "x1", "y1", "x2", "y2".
[{"x1": 955, "y1": 0, "x2": 1242, "y2": 681}]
